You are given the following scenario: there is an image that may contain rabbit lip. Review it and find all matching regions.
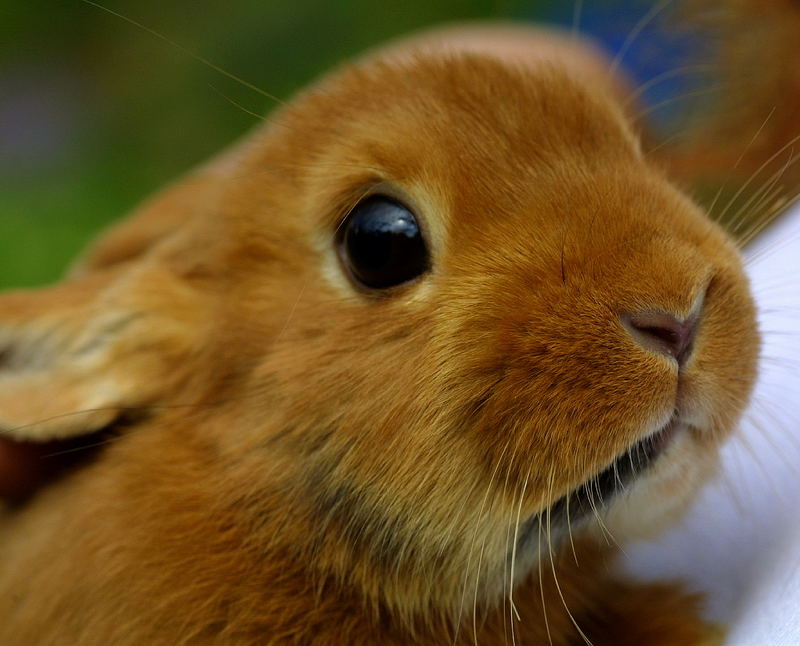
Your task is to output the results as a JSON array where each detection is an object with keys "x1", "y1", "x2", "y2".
[
  {"x1": 544, "y1": 417, "x2": 682, "y2": 525},
  {"x1": 514, "y1": 420, "x2": 682, "y2": 556}
]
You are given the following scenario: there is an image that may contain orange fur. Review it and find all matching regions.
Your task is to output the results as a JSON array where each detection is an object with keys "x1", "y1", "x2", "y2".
[{"x1": 0, "y1": 8, "x2": 795, "y2": 644}]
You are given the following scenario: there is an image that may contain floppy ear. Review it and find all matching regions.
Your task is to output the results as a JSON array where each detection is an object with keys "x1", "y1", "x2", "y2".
[
  {"x1": 0, "y1": 165, "x2": 224, "y2": 442},
  {"x1": 0, "y1": 261, "x2": 210, "y2": 442}
]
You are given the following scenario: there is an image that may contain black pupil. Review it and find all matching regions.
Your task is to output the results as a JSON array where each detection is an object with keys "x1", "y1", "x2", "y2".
[{"x1": 342, "y1": 196, "x2": 428, "y2": 290}]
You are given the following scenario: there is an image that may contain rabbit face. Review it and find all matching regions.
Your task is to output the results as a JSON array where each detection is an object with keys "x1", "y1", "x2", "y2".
[
  {"x1": 0, "y1": 50, "x2": 758, "y2": 623},
  {"x1": 159, "y1": 55, "x2": 757, "y2": 605}
]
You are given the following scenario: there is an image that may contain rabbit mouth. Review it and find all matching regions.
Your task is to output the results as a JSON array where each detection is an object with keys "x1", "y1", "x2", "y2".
[
  {"x1": 520, "y1": 417, "x2": 682, "y2": 542},
  {"x1": 550, "y1": 418, "x2": 682, "y2": 524}
]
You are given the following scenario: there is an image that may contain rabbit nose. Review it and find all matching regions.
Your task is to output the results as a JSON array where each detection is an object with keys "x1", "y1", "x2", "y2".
[{"x1": 622, "y1": 310, "x2": 698, "y2": 367}]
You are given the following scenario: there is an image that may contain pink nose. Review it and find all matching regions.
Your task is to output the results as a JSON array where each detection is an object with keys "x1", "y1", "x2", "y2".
[{"x1": 622, "y1": 310, "x2": 697, "y2": 367}]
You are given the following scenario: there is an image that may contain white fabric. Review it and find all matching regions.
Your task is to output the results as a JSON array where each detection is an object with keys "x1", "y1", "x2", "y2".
[{"x1": 623, "y1": 204, "x2": 800, "y2": 643}]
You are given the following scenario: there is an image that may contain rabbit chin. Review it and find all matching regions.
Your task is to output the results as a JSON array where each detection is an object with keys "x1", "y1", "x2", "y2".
[
  {"x1": 595, "y1": 428, "x2": 719, "y2": 543},
  {"x1": 503, "y1": 423, "x2": 714, "y2": 582}
]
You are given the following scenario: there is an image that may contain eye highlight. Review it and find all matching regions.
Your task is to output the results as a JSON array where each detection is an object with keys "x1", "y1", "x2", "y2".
[{"x1": 339, "y1": 195, "x2": 429, "y2": 290}]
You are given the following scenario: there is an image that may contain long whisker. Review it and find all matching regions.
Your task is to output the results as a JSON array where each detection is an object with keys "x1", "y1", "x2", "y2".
[
  {"x1": 699, "y1": 107, "x2": 778, "y2": 231},
  {"x1": 714, "y1": 133, "x2": 800, "y2": 226},
  {"x1": 81, "y1": 0, "x2": 285, "y2": 107},
  {"x1": 739, "y1": 195, "x2": 799, "y2": 250},
  {"x1": 744, "y1": 226, "x2": 800, "y2": 266},
  {"x1": 509, "y1": 470, "x2": 530, "y2": 646},
  {"x1": 636, "y1": 86, "x2": 720, "y2": 121},
  {"x1": 1, "y1": 399, "x2": 244, "y2": 437},
  {"x1": 729, "y1": 149, "x2": 799, "y2": 236},
  {"x1": 41, "y1": 432, "x2": 123, "y2": 459},
  {"x1": 610, "y1": 0, "x2": 674, "y2": 77},
  {"x1": 500, "y1": 441, "x2": 522, "y2": 646},
  {"x1": 208, "y1": 84, "x2": 271, "y2": 122},
  {"x1": 565, "y1": 494, "x2": 578, "y2": 565},
  {"x1": 536, "y1": 514, "x2": 553, "y2": 646},
  {"x1": 746, "y1": 401, "x2": 800, "y2": 482},
  {"x1": 462, "y1": 438, "x2": 511, "y2": 645},
  {"x1": 735, "y1": 182, "x2": 788, "y2": 238},
  {"x1": 733, "y1": 107, "x2": 778, "y2": 171},
  {"x1": 472, "y1": 536, "x2": 489, "y2": 646},
  {"x1": 586, "y1": 474, "x2": 621, "y2": 551},
  {"x1": 645, "y1": 131, "x2": 683, "y2": 157},
  {"x1": 625, "y1": 64, "x2": 713, "y2": 106},
  {"x1": 545, "y1": 471, "x2": 593, "y2": 646},
  {"x1": 453, "y1": 435, "x2": 514, "y2": 645}
]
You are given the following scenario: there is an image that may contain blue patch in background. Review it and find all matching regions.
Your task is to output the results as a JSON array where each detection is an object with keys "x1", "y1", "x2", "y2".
[{"x1": 529, "y1": 0, "x2": 711, "y2": 132}]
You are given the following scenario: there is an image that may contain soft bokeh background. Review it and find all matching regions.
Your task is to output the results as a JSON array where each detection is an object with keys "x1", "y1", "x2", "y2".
[
  {"x1": 0, "y1": 0, "x2": 700, "y2": 288},
  {"x1": 4, "y1": 4, "x2": 800, "y2": 641}
]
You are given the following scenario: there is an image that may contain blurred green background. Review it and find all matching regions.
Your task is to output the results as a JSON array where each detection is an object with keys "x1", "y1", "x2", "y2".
[
  {"x1": 4, "y1": 1, "x2": 696, "y2": 289},
  {"x1": 0, "y1": 0, "x2": 558, "y2": 289}
]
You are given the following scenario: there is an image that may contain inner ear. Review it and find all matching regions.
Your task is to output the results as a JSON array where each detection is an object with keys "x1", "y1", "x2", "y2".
[
  {"x1": 0, "y1": 264, "x2": 208, "y2": 443},
  {"x1": 0, "y1": 159, "x2": 231, "y2": 444}
]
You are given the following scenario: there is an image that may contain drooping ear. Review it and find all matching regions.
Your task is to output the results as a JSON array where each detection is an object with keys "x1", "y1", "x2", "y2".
[
  {"x1": 0, "y1": 161, "x2": 229, "y2": 442},
  {"x1": 0, "y1": 260, "x2": 210, "y2": 442},
  {"x1": 651, "y1": 0, "x2": 800, "y2": 244}
]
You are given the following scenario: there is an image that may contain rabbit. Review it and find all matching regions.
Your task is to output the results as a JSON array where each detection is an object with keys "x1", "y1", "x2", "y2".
[{"x1": 1, "y1": 3, "x2": 799, "y2": 644}]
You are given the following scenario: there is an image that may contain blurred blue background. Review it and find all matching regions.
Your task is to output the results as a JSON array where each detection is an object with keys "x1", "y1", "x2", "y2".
[{"x1": 0, "y1": 0, "x2": 704, "y2": 288}]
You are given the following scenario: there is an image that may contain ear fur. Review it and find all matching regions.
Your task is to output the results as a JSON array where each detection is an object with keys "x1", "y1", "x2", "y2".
[
  {"x1": 0, "y1": 166, "x2": 223, "y2": 442},
  {"x1": 0, "y1": 264, "x2": 209, "y2": 441}
]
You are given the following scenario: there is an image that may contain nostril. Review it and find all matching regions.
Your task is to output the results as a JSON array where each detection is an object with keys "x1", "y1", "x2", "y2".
[{"x1": 622, "y1": 310, "x2": 697, "y2": 366}]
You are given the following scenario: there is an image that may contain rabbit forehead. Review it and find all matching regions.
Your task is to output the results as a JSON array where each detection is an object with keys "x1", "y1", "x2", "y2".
[
  {"x1": 267, "y1": 53, "x2": 737, "y2": 302},
  {"x1": 230, "y1": 53, "x2": 648, "y2": 286},
  {"x1": 237, "y1": 52, "x2": 638, "y2": 227}
]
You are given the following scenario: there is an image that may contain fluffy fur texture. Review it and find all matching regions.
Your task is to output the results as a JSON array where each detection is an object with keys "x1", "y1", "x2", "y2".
[{"x1": 1, "y1": 5, "x2": 797, "y2": 644}]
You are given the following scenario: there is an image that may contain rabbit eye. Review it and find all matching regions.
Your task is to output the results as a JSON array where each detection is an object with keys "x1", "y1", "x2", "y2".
[{"x1": 339, "y1": 196, "x2": 429, "y2": 290}]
